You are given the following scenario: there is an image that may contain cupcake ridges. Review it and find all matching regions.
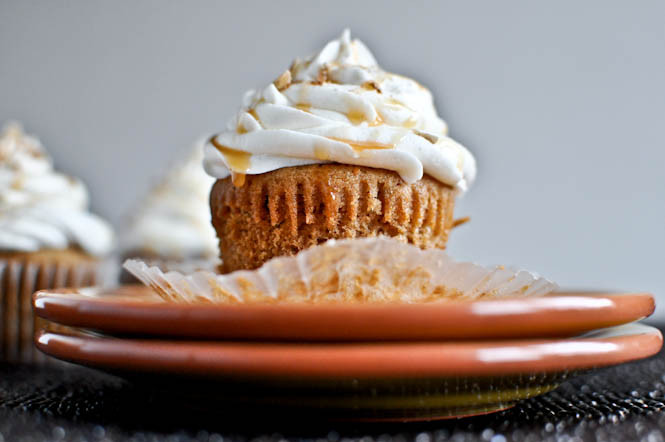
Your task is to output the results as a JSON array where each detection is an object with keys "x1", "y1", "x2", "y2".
[
  {"x1": 210, "y1": 164, "x2": 456, "y2": 273},
  {"x1": 0, "y1": 249, "x2": 100, "y2": 362}
]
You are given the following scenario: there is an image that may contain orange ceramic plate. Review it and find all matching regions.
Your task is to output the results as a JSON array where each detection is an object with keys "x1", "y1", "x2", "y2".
[
  {"x1": 33, "y1": 286, "x2": 655, "y2": 341},
  {"x1": 34, "y1": 324, "x2": 662, "y2": 421},
  {"x1": 36, "y1": 323, "x2": 662, "y2": 379}
]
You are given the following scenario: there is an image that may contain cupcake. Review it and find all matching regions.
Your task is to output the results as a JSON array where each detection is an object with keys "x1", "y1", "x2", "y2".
[
  {"x1": 0, "y1": 122, "x2": 114, "y2": 362},
  {"x1": 119, "y1": 140, "x2": 218, "y2": 281},
  {"x1": 205, "y1": 30, "x2": 476, "y2": 273}
]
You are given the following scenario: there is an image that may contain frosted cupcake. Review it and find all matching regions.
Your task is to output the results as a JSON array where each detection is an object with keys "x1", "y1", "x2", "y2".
[
  {"x1": 0, "y1": 122, "x2": 114, "y2": 361},
  {"x1": 119, "y1": 141, "x2": 217, "y2": 280},
  {"x1": 205, "y1": 30, "x2": 476, "y2": 273}
]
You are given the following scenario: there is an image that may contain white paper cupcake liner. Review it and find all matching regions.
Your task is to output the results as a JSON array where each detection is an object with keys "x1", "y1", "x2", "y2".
[{"x1": 123, "y1": 237, "x2": 558, "y2": 304}]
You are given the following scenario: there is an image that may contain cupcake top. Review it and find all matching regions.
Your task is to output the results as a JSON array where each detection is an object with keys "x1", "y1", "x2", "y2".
[
  {"x1": 120, "y1": 141, "x2": 218, "y2": 261},
  {"x1": 0, "y1": 122, "x2": 114, "y2": 256},
  {"x1": 204, "y1": 29, "x2": 476, "y2": 191}
]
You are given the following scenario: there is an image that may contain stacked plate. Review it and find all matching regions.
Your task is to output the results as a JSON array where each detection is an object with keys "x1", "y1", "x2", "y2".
[{"x1": 33, "y1": 286, "x2": 661, "y2": 422}]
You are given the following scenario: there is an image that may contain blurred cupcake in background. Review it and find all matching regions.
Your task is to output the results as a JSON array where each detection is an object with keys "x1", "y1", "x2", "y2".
[
  {"x1": 119, "y1": 140, "x2": 218, "y2": 282},
  {"x1": 0, "y1": 121, "x2": 115, "y2": 362}
]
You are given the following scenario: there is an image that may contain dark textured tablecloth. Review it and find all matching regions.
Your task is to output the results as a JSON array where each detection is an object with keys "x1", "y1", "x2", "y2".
[{"x1": 2, "y1": 324, "x2": 665, "y2": 442}]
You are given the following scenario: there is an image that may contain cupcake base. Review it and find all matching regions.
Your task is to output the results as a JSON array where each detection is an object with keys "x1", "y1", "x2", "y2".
[
  {"x1": 210, "y1": 164, "x2": 456, "y2": 273},
  {"x1": 0, "y1": 249, "x2": 100, "y2": 363}
]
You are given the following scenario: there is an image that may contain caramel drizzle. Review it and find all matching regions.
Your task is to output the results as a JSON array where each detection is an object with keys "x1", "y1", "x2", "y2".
[
  {"x1": 314, "y1": 145, "x2": 331, "y2": 160},
  {"x1": 248, "y1": 108, "x2": 260, "y2": 121},
  {"x1": 225, "y1": 96, "x2": 421, "y2": 177},
  {"x1": 328, "y1": 137, "x2": 394, "y2": 153},
  {"x1": 347, "y1": 110, "x2": 384, "y2": 127},
  {"x1": 209, "y1": 136, "x2": 251, "y2": 187},
  {"x1": 232, "y1": 173, "x2": 246, "y2": 187},
  {"x1": 452, "y1": 216, "x2": 471, "y2": 228}
]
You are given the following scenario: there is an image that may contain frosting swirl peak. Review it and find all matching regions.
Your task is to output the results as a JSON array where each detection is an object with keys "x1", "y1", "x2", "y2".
[{"x1": 204, "y1": 29, "x2": 476, "y2": 191}]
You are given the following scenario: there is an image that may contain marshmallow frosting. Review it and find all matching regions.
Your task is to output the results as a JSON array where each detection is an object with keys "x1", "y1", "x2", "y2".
[
  {"x1": 120, "y1": 141, "x2": 218, "y2": 260},
  {"x1": 0, "y1": 122, "x2": 114, "y2": 256},
  {"x1": 204, "y1": 29, "x2": 476, "y2": 191}
]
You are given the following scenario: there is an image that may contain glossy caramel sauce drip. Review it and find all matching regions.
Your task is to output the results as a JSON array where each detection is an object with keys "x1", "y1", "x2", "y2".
[
  {"x1": 295, "y1": 104, "x2": 311, "y2": 113},
  {"x1": 347, "y1": 109, "x2": 366, "y2": 125},
  {"x1": 347, "y1": 109, "x2": 384, "y2": 127},
  {"x1": 314, "y1": 145, "x2": 331, "y2": 160},
  {"x1": 403, "y1": 117, "x2": 417, "y2": 129},
  {"x1": 329, "y1": 137, "x2": 394, "y2": 153},
  {"x1": 209, "y1": 137, "x2": 251, "y2": 187},
  {"x1": 369, "y1": 114, "x2": 384, "y2": 127},
  {"x1": 452, "y1": 216, "x2": 471, "y2": 228},
  {"x1": 232, "y1": 173, "x2": 246, "y2": 187}
]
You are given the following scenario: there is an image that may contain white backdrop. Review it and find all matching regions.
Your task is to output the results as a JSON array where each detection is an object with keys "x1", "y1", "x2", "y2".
[{"x1": 2, "y1": 1, "x2": 664, "y2": 317}]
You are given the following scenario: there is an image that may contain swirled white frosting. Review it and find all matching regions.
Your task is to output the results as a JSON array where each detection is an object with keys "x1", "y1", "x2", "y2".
[
  {"x1": 120, "y1": 141, "x2": 218, "y2": 260},
  {"x1": 0, "y1": 122, "x2": 114, "y2": 256},
  {"x1": 204, "y1": 29, "x2": 476, "y2": 191}
]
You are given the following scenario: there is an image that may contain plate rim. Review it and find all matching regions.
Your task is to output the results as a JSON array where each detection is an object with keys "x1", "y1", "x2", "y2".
[
  {"x1": 33, "y1": 286, "x2": 656, "y2": 341},
  {"x1": 35, "y1": 323, "x2": 663, "y2": 379}
]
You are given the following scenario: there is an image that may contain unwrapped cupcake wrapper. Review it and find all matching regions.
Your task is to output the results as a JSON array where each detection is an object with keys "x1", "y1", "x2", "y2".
[
  {"x1": 119, "y1": 255, "x2": 220, "y2": 285},
  {"x1": 0, "y1": 258, "x2": 103, "y2": 363},
  {"x1": 124, "y1": 237, "x2": 557, "y2": 304}
]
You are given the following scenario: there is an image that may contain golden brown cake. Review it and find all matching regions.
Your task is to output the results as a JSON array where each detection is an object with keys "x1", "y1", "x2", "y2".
[{"x1": 211, "y1": 165, "x2": 455, "y2": 273}]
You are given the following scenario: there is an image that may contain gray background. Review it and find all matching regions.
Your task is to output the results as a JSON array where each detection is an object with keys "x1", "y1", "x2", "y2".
[{"x1": 2, "y1": 1, "x2": 664, "y2": 317}]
